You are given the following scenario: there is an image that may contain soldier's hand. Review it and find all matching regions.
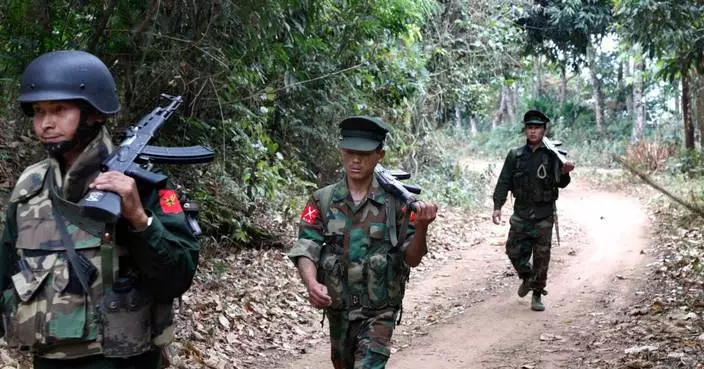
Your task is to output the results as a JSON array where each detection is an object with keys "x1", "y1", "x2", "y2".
[
  {"x1": 89, "y1": 171, "x2": 148, "y2": 229},
  {"x1": 492, "y1": 209, "x2": 502, "y2": 225},
  {"x1": 412, "y1": 200, "x2": 437, "y2": 228},
  {"x1": 307, "y1": 282, "x2": 332, "y2": 309},
  {"x1": 561, "y1": 161, "x2": 575, "y2": 174}
]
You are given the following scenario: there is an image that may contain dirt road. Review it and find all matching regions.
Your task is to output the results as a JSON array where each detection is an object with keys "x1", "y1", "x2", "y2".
[{"x1": 278, "y1": 167, "x2": 650, "y2": 369}]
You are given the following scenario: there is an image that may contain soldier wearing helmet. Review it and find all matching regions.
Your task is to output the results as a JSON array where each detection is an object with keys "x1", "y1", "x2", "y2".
[
  {"x1": 491, "y1": 110, "x2": 575, "y2": 312},
  {"x1": 0, "y1": 50, "x2": 199, "y2": 368}
]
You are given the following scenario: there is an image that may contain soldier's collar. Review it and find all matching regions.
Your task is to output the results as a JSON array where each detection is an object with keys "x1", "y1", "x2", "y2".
[
  {"x1": 522, "y1": 141, "x2": 547, "y2": 152},
  {"x1": 333, "y1": 175, "x2": 385, "y2": 205}
]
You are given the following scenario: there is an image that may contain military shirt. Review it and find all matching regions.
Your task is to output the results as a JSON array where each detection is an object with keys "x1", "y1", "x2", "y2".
[
  {"x1": 0, "y1": 185, "x2": 199, "y2": 299},
  {"x1": 493, "y1": 142, "x2": 571, "y2": 220},
  {"x1": 288, "y1": 176, "x2": 415, "y2": 321},
  {"x1": 0, "y1": 133, "x2": 199, "y2": 359}
]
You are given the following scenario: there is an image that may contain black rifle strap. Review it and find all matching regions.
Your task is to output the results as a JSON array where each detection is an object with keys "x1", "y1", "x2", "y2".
[
  {"x1": 52, "y1": 206, "x2": 94, "y2": 296},
  {"x1": 48, "y1": 173, "x2": 95, "y2": 296}
]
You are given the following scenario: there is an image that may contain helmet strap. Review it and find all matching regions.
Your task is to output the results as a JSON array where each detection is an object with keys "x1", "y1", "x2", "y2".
[{"x1": 43, "y1": 107, "x2": 103, "y2": 157}]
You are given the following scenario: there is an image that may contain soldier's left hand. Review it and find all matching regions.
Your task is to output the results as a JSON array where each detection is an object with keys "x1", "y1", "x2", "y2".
[
  {"x1": 561, "y1": 161, "x2": 575, "y2": 174},
  {"x1": 412, "y1": 200, "x2": 438, "y2": 228},
  {"x1": 89, "y1": 171, "x2": 148, "y2": 229}
]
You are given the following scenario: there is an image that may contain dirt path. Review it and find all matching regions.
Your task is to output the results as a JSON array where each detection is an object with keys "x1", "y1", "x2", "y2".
[{"x1": 277, "y1": 165, "x2": 651, "y2": 369}]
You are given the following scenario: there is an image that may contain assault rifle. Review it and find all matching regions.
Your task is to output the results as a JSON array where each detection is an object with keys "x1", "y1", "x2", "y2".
[
  {"x1": 78, "y1": 94, "x2": 215, "y2": 224},
  {"x1": 542, "y1": 137, "x2": 568, "y2": 164},
  {"x1": 542, "y1": 136, "x2": 569, "y2": 248},
  {"x1": 374, "y1": 164, "x2": 422, "y2": 210}
]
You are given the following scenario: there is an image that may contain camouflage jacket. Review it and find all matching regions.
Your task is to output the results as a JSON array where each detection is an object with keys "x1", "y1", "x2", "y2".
[
  {"x1": 492, "y1": 142, "x2": 571, "y2": 220},
  {"x1": 0, "y1": 129, "x2": 199, "y2": 359},
  {"x1": 288, "y1": 176, "x2": 415, "y2": 321}
]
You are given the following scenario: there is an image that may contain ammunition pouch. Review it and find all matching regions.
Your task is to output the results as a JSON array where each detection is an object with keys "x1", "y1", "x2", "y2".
[
  {"x1": 99, "y1": 277, "x2": 152, "y2": 357},
  {"x1": 98, "y1": 277, "x2": 175, "y2": 358}
]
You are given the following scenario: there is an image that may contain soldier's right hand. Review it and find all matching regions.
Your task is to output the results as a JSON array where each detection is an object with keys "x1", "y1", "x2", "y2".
[
  {"x1": 492, "y1": 209, "x2": 502, "y2": 225},
  {"x1": 307, "y1": 282, "x2": 332, "y2": 309}
]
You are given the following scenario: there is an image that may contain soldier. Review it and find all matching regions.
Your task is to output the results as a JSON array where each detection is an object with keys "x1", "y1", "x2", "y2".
[
  {"x1": 0, "y1": 50, "x2": 200, "y2": 368},
  {"x1": 288, "y1": 116, "x2": 437, "y2": 369},
  {"x1": 491, "y1": 110, "x2": 575, "y2": 312}
]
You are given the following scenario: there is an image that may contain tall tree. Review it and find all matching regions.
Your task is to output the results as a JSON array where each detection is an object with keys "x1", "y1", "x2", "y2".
[
  {"x1": 587, "y1": 44, "x2": 605, "y2": 132},
  {"x1": 631, "y1": 48, "x2": 646, "y2": 142},
  {"x1": 615, "y1": 0, "x2": 704, "y2": 150},
  {"x1": 518, "y1": 0, "x2": 613, "y2": 125}
]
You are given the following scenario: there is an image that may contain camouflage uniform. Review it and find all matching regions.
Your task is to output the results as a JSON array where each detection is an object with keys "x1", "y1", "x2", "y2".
[
  {"x1": 0, "y1": 128, "x2": 200, "y2": 368},
  {"x1": 493, "y1": 141, "x2": 570, "y2": 294},
  {"x1": 289, "y1": 175, "x2": 415, "y2": 369}
]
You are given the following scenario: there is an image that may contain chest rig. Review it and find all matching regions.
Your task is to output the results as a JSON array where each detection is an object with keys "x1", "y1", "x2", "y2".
[
  {"x1": 1, "y1": 159, "x2": 174, "y2": 359},
  {"x1": 511, "y1": 147, "x2": 559, "y2": 204},
  {"x1": 315, "y1": 183, "x2": 410, "y2": 312}
]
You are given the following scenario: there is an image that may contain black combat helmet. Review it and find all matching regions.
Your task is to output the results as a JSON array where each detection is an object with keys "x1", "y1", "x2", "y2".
[{"x1": 17, "y1": 50, "x2": 120, "y2": 116}]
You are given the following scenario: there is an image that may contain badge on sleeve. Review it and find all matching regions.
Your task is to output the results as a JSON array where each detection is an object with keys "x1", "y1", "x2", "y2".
[
  {"x1": 402, "y1": 206, "x2": 416, "y2": 222},
  {"x1": 300, "y1": 204, "x2": 319, "y2": 224},
  {"x1": 158, "y1": 189, "x2": 183, "y2": 214}
]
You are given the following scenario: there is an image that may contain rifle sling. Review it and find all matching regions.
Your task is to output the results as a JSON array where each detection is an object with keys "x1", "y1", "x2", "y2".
[
  {"x1": 48, "y1": 173, "x2": 108, "y2": 294},
  {"x1": 51, "y1": 205, "x2": 96, "y2": 296}
]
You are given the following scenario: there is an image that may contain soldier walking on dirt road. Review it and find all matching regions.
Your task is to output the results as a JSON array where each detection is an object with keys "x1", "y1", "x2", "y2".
[
  {"x1": 491, "y1": 110, "x2": 575, "y2": 311},
  {"x1": 288, "y1": 116, "x2": 437, "y2": 369}
]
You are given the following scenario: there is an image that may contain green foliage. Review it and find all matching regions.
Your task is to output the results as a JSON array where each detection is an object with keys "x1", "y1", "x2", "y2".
[
  {"x1": 469, "y1": 123, "x2": 525, "y2": 156},
  {"x1": 615, "y1": 0, "x2": 704, "y2": 80},
  {"x1": 407, "y1": 130, "x2": 489, "y2": 211},
  {"x1": 519, "y1": 0, "x2": 614, "y2": 67},
  {"x1": 1, "y1": 0, "x2": 512, "y2": 247},
  {"x1": 665, "y1": 150, "x2": 704, "y2": 177}
]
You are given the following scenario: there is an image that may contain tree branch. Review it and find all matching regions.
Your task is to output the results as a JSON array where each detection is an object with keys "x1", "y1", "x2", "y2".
[
  {"x1": 613, "y1": 155, "x2": 704, "y2": 218},
  {"x1": 87, "y1": 0, "x2": 119, "y2": 53}
]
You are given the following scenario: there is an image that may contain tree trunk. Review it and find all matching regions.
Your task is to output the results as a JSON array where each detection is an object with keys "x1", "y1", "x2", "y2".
[
  {"x1": 683, "y1": 72, "x2": 695, "y2": 150},
  {"x1": 492, "y1": 83, "x2": 508, "y2": 129},
  {"x1": 507, "y1": 84, "x2": 517, "y2": 125},
  {"x1": 674, "y1": 81, "x2": 681, "y2": 116},
  {"x1": 87, "y1": 0, "x2": 119, "y2": 53},
  {"x1": 632, "y1": 55, "x2": 646, "y2": 142},
  {"x1": 625, "y1": 58, "x2": 634, "y2": 117},
  {"x1": 469, "y1": 114, "x2": 478, "y2": 137},
  {"x1": 587, "y1": 47, "x2": 604, "y2": 133},
  {"x1": 454, "y1": 104, "x2": 463, "y2": 131},
  {"x1": 559, "y1": 63, "x2": 567, "y2": 109},
  {"x1": 696, "y1": 73, "x2": 704, "y2": 151},
  {"x1": 34, "y1": 0, "x2": 51, "y2": 33},
  {"x1": 533, "y1": 55, "x2": 542, "y2": 100}
]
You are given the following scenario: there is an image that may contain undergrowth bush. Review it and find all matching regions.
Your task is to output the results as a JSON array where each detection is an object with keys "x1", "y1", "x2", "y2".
[
  {"x1": 625, "y1": 140, "x2": 678, "y2": 171},
  {"x1": 665, "y1": 150, "x2": 704, "y2": 177}
]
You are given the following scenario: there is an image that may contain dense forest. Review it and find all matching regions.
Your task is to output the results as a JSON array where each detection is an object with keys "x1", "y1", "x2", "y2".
[{"x1": 1, "y1": 0, "x2": 703, "y2": 246}]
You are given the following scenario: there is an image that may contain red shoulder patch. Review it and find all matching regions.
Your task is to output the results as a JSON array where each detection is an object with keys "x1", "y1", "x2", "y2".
[
  {"x1": 409, "y1": 211, "x2": 417, "y2": 222},
  {"x1": 300, "y1": 204, "x2": 319, "y2": 224},
  {"x1": 158, "y1": 189, "x2": 183, "y2": 214}
]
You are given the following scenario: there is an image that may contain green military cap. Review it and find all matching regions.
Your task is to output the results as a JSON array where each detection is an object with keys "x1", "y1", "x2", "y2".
[
  {"x1": 339, "y1": 116, "x2": 389, "y2": 151},
  {"x1": 523, "y1": 110, "x2": 550, "y2": 125}
]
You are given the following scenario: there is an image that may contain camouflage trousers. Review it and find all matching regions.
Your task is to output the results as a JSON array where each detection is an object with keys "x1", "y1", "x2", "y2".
[
  {"x1": 33, "y1": 349, "x2": 162, "y2": 369},
  {"x1": 326, "y1": 309, "x2": 397, "y2": 369},
  {"x1": 505, "y1": 214, "x2": 554, "y2": 292}
]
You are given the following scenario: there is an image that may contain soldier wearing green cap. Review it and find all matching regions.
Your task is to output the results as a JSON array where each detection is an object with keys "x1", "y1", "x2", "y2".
[
  {"x1": 288, "y1": 116, "x2": 438, "y2": 369},
  {"x1": 491, "y1": 109, "x2": 575, "y2": 311}
]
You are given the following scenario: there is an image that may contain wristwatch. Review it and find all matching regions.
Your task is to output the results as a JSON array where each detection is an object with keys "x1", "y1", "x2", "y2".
[{"x1": 131, "y1": 216, "x2": 153, "y2": 232}]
